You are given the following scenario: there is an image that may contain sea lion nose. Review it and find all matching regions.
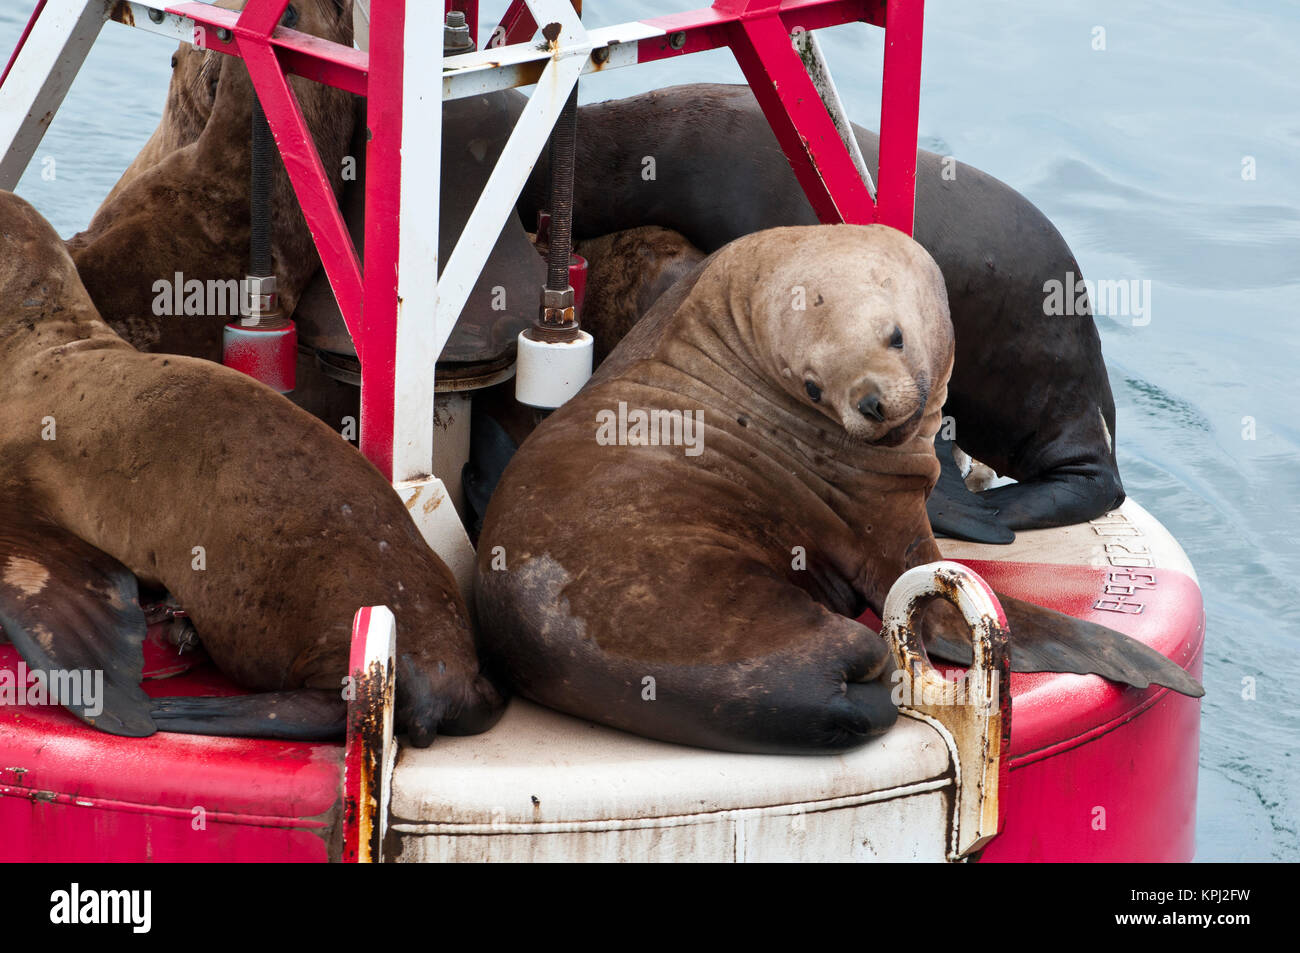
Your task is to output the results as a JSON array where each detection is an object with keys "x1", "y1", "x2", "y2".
[{"x1": 857, "y1": 394, "x2": 886, "y2": 422}]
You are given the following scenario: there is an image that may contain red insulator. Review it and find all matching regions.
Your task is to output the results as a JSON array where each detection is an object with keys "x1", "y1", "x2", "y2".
[
  {"x1": 222, "y1": 318, "x2": 297, "y2": 394},
  {"x1": 570, "y1": 253, "x2": 587, "y2": 317}
]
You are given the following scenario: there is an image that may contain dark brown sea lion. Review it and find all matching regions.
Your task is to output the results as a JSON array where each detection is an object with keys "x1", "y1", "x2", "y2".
[
  {"x1": 0, "y1": 191, "x2": 502, "y2": 744},
  {"x1": 64, "y1": 0, "x2": 356, "y2": 365},
  {"x1": 574, "y1": 226, "x2": 706, "y2": 367},
  {"x1": 474, "y1": 225, "x2": 1200, "y2": 755},
  {"x1": 518, "y1": 83, "x2": 1124, "y2": 543}
]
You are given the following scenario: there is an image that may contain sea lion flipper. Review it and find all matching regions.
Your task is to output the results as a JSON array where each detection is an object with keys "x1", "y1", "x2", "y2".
[
  {"x1": 150, "y1": 690, "x2": 348, "y2": 741},
  {"x1": 997, "y1": 596, "x2": 1204, "y2": 696},
  {"x1": 927, "y1": 438, "x2": 1015, "y2": 544},
  {"x1": 920, "y1": 594, "x2": 1204, "y2": 697},
  {"x1": 462, "y1": 411, "x2": 519, "y2": 541},
  {"x1": 0, "y1": 506, "x2": 155, "y2": 736},
  {"x1": 979, "y1": 474, "x2": 1123, "y2": 533}
]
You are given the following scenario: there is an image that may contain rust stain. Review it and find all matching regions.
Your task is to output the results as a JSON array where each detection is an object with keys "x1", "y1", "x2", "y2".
[
  {"x1": 517, "y1": 60, "x2": 545, "y2": 87},
  {"x1": 404, "y1": 487, "x2": 421, "y2": 511},
  {"x1": 346, "y1": 658, "x2": 391, "y2": 863}
]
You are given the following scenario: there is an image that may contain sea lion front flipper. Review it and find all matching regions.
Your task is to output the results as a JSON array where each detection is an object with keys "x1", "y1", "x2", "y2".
[
  {"x1": 920, "y1": 594, "x2": 1204, "y2": 698},
  {"x1": 977, "y1": 464, "x2": 1123, "y2": 532},
  {"x1": 0, "y1": 507, "x2": 155, "y2": 736},
  {"x1": 927, "y1": 438, "x2": 1015, "y2": 544},
  {"x1": 462, "y1": 411, "x2": 519, "y2": 542},
  {"x1": 150, "y1": 690, "x2": 348, "y2": 741}
]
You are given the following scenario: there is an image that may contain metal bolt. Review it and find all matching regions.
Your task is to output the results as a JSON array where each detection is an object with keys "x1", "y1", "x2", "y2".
[
  {"x1": 541, "y1": 286, "x2": 575, "y2": 311},
  {"x1": 216, "y1": 27, "x2": 231, "y2": 43},
  {"x1": 669, "y1": 31, "x2": 686, "y2": 50},
  {"x1": 148, "y1": 8, "x2": 164, "y2": 23},
  {"x1": 444, "y1": 9, "x2": 474, "y2": 55},
  {"x1": 592, "y1": 45, "x2": 610, "y2": 65}
]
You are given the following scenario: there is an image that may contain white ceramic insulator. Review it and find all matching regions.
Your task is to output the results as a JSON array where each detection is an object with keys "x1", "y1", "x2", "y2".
[{"x1": 515, "y1": 330, "x2": 594, "y2": 409}]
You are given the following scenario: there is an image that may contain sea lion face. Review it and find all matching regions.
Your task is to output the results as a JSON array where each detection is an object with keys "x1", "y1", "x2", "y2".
[
  {"x1": 753, "y1": 225, "x2": 954, "y2": 448},
  {"x1": 163, "y1": 0, "x2": 349, "y2": 141}
]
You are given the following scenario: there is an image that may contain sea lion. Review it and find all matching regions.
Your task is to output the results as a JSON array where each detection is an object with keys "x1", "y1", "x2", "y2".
[
  {"x1": 0, "y1": 191, "x2": 502, "y2": 744},
  {"x1": 518, "y1": 83, "x2": 1124, "y2": 542},
  {"x1": 64, "y1": 0, "x2": 356, "y2": 365},
  {"x1": 574, "y1": 226, "x2": 706, "y2": 367},
  {"x1": 474, "y1": 225, "x2": 1200, "y2": 755}
]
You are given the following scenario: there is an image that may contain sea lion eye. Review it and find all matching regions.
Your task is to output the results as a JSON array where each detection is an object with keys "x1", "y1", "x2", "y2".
[
  {"x1": 171, "y1": 54, "x2": 178, "y2": 70},
  {"x1": 804, "y1": 380, "x2": 822, "y2": 403},
  {"x1": 889, "y1": 326, "x2": 904, "y2": 349},
  {"x1": 282, "y1": 4, "x2": 299, "y2": 28}
]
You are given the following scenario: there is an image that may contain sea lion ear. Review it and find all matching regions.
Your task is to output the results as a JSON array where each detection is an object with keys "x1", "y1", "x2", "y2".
[{"x1": 0, "y1": 504, "x2": 156, "y2": 736}]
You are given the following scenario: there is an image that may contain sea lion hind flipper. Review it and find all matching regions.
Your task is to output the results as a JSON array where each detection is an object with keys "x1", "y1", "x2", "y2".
[
  {"x1": 919, "y1": 594, "x2": 1204, "y2": 697},
  {"x1": 978, "y1": 467, "x2": 1124, "y2": 532},
  {"x1": 150, "y1": 690, "x2": 348, "y2": 741},
  {"x1": 0, "y1": 508, "x2": 155, "y2": 736},
  {"x1": 927, "y1": 439, "x2": 1015, "y2": 544},
  {"x1": 395, "y1": 655, "x2": 507, "y2": 747},
  {"x1": 824, "y1": 673, "x2": 901, "y2": 742}
]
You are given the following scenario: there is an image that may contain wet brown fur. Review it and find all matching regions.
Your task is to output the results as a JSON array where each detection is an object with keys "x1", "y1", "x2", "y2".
[
  {"x1": 575, "y1": 226, "x2": 705, "y2": 366},
  {"x1": 2, "y1": 191, "x2": 501, "y2": 742},
  {"x1": 476, "y1": 226, "x2": 1199, "y2": 754},
  {"x1": 476, "y1": 226, "x2": 952, "y2": 753},
  {"x1": 64, "y1": 0, "x2": 356, "y2": 364}
]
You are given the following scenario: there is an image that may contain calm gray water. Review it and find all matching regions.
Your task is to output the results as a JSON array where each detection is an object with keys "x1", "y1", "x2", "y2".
[{"x1": 2, "y1": 0, "x2": 1296, "y2": 860}]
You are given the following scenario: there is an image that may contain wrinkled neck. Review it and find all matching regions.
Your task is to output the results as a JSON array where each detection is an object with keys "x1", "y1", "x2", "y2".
[{"x1": 675, "y1": 295, "x2": 945, "y2": 504}]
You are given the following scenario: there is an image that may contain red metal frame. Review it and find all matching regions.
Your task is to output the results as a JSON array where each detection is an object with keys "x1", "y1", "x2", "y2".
[
  {"x1": 875, "y1": 0, "x2": 923, "y2": 234},
  {"x1": 0, "y1": 607, "x2": 393, "y2": 862},
  {"x1": 493, "y1": 0, "x2": 537, "y2": 47},
  {"x1": 714, "y1": 4, "x2": 876, "y2": 225},
  {"x1": 358, "y1": 0, "x2": 404, "y2": 480},
  {"x1": 3, "y1": 0, "x2": 925, "y2": 479},
  {"x1": 446, "y1": 0, "x2": 479, "y2": 46}
]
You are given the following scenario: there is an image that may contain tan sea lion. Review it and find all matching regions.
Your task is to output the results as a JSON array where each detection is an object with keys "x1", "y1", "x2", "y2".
[
  {"x1": 0, "y1": 191, "x2": 502, "y2": 744},
  {"x1": 474, "y1": 224, "x2": 1201, "y2": 755},
  {"x1": 64, "y1": 0, "x2": 356, "y2": 364}
]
